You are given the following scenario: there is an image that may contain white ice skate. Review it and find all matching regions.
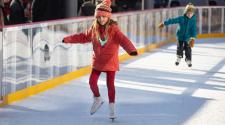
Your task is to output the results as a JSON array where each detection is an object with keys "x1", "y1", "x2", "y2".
[
  {"x1": 175, "y1": 56, "x2": 182, "y2": 66},
  {"x1": 109, "y1": 103, "x2": 116, "y2": 121},
  {"x1": 90, "y1": 96, "x2": 104, "y2": 115},
  {"x1": 185, "y1": 59, "x2": 192, "y2": 67}
]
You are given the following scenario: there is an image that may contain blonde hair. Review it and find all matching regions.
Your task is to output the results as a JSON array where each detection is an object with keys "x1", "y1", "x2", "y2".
[
  {"x1": 92, "y1": 19, "x2": 117, "y2": 40},
  {"x1": 184, "y1": 3, "x2": 195, "y2": 14}
]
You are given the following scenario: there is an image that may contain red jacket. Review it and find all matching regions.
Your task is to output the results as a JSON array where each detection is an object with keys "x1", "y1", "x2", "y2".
[{"x1": 63, "y1": 23, "x2": 137, "y2": 71}]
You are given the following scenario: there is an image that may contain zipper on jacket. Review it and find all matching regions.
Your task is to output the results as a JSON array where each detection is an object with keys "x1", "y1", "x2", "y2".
[{"x1": 182, "y1": 17, "x2": 189, "y2": 41}]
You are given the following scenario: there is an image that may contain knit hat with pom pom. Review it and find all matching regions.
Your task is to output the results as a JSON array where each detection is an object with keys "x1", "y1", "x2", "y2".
[{"x1": 94, "y1": 0, "x2": 112, "y2": 18}]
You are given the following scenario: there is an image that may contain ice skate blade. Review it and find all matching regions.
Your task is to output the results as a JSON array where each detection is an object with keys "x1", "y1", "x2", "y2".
[
  {"x1": 110, "y1": 118, "x2": 116, "y2": 122},
  {"x1": 90, "y1": 101, "x2": 104, "y2": 115},
  {"x1": 188, "y1": 64, "x2": 192, "y2": 67}
]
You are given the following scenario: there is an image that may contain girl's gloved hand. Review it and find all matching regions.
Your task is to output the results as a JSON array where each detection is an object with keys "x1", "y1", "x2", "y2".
[
  {"x1": 130, "y1": 51, "x2": 138, "y2": 56},
  {"x1": 189, "y1": 38, "x2": 195, "y2": 48},
  {"x1": 158, "y1": 22, "x2": 164, "y2": 29}
]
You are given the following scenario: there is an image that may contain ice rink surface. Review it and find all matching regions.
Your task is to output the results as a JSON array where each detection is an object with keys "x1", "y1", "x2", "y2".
[{"x1": 1, "y1": 38, "x2": 225, "y2": 125}]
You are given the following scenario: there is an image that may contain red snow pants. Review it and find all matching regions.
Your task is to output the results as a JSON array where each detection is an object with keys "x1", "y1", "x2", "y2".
[{"x1": 89, "y1": 69, "x2": 116, "y2": 103}]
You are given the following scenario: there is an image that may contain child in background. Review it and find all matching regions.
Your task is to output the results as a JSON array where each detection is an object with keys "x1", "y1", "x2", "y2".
[
  {"x1": 159, "y1": 3, "x2": 197, "y2": 67},
  {"x1": 62, "y1": 0, "x2": 138, "y2": 120}
]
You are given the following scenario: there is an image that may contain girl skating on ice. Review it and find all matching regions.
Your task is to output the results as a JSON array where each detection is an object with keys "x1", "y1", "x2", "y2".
[
  {"x1": 159, "y1": 3, "x2": 197, "y2": 67},
  {"x1": 62, "y1": 0, "x2": 138, "y2": 120}
]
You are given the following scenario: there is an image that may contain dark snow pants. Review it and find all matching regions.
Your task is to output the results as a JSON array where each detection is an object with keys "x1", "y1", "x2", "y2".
[{"x1": 177, "y1": 41, "x2": 192, "y2": 61}]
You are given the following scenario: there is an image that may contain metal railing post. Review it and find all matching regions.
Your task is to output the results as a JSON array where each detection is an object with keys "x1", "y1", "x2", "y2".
[{"x1": 0, "y1": 29, "x2": 3, "y2": 100}]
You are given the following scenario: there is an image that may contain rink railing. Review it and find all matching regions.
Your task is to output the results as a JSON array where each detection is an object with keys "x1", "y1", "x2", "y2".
[{"x1": 0, "y1": 6, "x2": 225, "y2": 105}]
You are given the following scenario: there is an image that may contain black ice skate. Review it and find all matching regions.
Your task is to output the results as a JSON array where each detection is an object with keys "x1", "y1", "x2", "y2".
[
  {"x1": 175, "y1": 56, "x2": 182, "y2": 66},
  {"x1": 185, "y1": 59, "x2": 192, "y2": 67}
]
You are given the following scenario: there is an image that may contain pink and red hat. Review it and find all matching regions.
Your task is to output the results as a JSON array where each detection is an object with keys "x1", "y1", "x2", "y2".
[{"x1": 94, "y1": 0, "x2": 112, "y2": 18}]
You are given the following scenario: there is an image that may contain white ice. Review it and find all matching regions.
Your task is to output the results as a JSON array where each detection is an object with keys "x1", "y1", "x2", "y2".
[{"x1": 0, "y1": 38, "x2": 225, "y2": 125}]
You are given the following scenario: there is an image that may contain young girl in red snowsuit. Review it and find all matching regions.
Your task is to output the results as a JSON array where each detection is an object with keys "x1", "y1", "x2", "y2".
[{"x1": 62, "y1": 0, "x2": 138, "y2": 120}]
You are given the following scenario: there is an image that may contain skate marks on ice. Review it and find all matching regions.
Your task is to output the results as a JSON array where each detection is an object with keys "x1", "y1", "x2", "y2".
[
  {"x1": 107, "y1": 38, "x2": 225, "y2": 124},
  {"x1": 1, "y1": 38, "x2": 225, "y2": 125}
]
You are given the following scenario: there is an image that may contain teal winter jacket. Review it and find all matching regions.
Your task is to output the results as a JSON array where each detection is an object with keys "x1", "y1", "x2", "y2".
[{"x1": 164, "y1": 15, "x2": 197, "y2": 42}]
